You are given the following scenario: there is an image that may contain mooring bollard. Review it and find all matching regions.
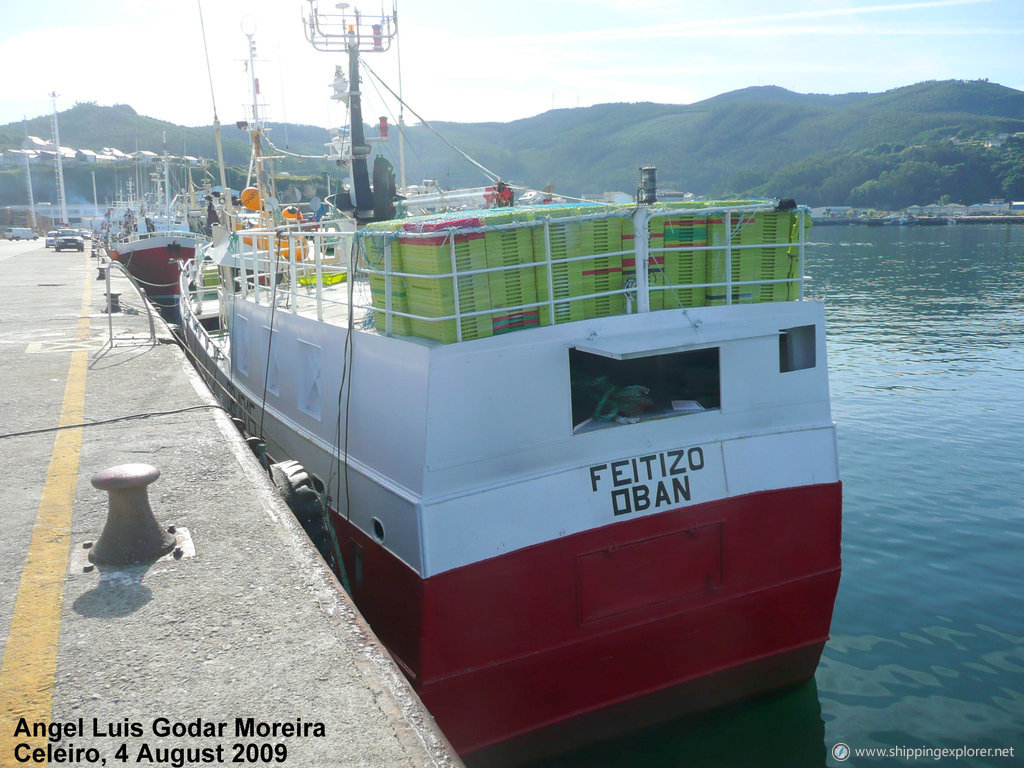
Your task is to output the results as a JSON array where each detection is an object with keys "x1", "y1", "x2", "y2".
[
  {"x1": 96, "y1": 263, "x2": 107, "y2": 280},
  {"x1": 89, "y1": 463, "x2": 176, "y2": 565},
  {"x1": 104, "y1": 292, "x2": 121, "y2": 313}
]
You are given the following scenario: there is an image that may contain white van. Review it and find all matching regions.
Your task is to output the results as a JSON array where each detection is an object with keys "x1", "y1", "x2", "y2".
[{"x1": 4, "y1": 227, "x2": 38, "y2": 240}]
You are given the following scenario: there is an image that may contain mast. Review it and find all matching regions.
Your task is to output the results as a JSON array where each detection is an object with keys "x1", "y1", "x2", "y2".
[
  {"x1": 49, "y1": 92, "x2": 68, "y2": 226},
  {"x1": 345, "y1": 16, "x2": 373, "y2": 217},
  {"x1": 197, "y1": 0, "x2": 234, "y2": 215},
  {"x1": 213, "y1": 120, "x2": 232, "y2": 214},
  {"x1": 393, "y1": 2, "x2": 406, "y2": 192},
  {"x1": 304, "y1": 1, "x2": 397, "y2": 220},
  {"x1": 244, "y1": 25, "x2": 276, "y2": 209},
  {"x1": 163, "y1": 131, "x2": 172, "y2": 222},
  {"x1": 22, "y1": 117, "x2": 36, "y2": 229}
]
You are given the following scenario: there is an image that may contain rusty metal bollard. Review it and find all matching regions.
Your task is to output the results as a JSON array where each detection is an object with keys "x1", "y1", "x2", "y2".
[{"x1": 89, "y1": 464, "x2": 176, "y2": 564}]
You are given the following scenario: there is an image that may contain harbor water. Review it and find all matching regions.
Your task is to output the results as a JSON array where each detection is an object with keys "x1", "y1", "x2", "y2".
[{"x1": 527, "y1": 224, "x2": 1024, "y2": 767}]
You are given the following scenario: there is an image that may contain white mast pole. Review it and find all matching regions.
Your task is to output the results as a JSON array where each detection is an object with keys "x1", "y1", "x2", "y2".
[
  {"x1": 22, "y1": 117, "x2": 37, "y2": 229},
  {"x1": 197, "y1": 0, "x2": 234, "y2": 215},
  {"x1": 163, "y1": 131, "x2": 172, "y2": 222},
  {"x1": 394, "y1": 1, "x2": 406, "y2": 192},
  {"x1": 49, "y1": 92, "x2": 68, "y2": 225}
]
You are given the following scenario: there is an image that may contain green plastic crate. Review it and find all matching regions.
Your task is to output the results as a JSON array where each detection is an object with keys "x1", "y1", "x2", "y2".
[
  {"x1": 705, "y1": 211, "x2": 799, "y2": 305},
  {"x1": 622, "y1": 215, "x2": 704, "y2": 311},
  {"x1": 535, "y1": 213, "x2": 624, "y2": 323},
  {"x1": 368, "y1": 273, "x2": 412, "y2": 336},
  {"x1": 534, "y1": 215, "x2": 586, "y2": 326},
  {"x1": 404, "y1": 272, "x2": 493, "y2": 342},
  {"x1": 485, "y1": 225, "x2": 539, "y2": 332},
  {"x1": 360, "y1": 229, "x2": 413, "y2": 336}
]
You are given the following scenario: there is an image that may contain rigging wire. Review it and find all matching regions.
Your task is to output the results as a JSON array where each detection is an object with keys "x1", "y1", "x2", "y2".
[
  {"x1": 257, "y1": 237, "x2": 283, "y2": 441},
  {"x1": 358, "y1": 55, "x2": 503, "y2": 184},
  {"x1": 319, "y1": 237, "x2": 359, "y2": 595},
  {"x1": 258, "y1": 62, "x2": 591, "y2": 205},
  {"x1": 327, "y1": 249, "x2": 354, "y2": 526},
  {"x1": 360, "y1": 65, "x2": 423, "y2": 174},
  {"x1": 277, "y1": 41, "x2": 290, "y2": 150},
  {"x1": 341, "y1": 239, "x2": 357, "y2": 527},
  {"x1": 197, "y1": 0, "x2": 219, "y2": 124},
  {"x1": 260, "y1": 137, "x2": 330, "y2": 160}
]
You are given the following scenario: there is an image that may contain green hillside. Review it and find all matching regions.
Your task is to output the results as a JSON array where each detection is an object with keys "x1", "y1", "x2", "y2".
[
  {"x1": 3, "y1": 79, "x2": 1024, "y2": 211},
  {"x1": 0, "y1": 102, "x2": 321, "y2": 167}
]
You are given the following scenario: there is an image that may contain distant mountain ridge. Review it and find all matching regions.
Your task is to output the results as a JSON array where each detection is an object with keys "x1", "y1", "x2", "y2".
[{"x1": 2, "y1": 79, "x2": 1023, "y2": 209}]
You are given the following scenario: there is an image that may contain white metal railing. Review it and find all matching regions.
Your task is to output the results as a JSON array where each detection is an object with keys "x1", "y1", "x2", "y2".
[
  {"x1": 110, "y1": 227, "x2": 196, "y2": 246},
  {"x1": 104, "y1": 260, "x2": 157, "y2": 345},
  {"x1": 185, "y1": 202, "x2": 808, "y2": 344}
]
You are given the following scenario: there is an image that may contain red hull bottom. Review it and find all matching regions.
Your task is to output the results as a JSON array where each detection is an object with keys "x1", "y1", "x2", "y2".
[
  {"x1": 464, "y1": 641, "x2": 826, "y2": 766},
  {"x1": 334, "y1": 482, "x2": 842, "y2": 760}
]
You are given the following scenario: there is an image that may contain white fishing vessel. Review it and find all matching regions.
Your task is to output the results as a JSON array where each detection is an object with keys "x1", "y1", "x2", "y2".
[{"x1": 178, "y1": 4, "x2": 841, "y2": 763}]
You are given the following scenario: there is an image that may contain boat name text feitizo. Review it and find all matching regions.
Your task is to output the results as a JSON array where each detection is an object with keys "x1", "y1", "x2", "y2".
[{"x1": 589, "y1": 447, "x2": 706, "y2": 516}]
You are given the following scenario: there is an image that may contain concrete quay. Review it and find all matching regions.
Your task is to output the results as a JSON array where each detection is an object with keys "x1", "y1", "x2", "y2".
[{"x1": 0, "y1": 239, "x2": 463, "y2": 767}]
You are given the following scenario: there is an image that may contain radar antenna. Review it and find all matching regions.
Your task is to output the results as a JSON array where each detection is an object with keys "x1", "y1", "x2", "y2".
[
  {"x1": 303, "y1": 2, "x2": 397, "y2": 53},
  {"x1": 302, "y1": 2, "x2": 398, "y2": 219}
]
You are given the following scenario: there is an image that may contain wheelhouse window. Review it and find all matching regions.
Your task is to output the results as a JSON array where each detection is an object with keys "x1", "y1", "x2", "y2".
[{"x1": 570, "y1": 347, "x2": 720, "y2": 433}]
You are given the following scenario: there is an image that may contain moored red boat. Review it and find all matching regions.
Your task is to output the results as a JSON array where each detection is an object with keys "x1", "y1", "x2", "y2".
[
  {"x1": 105, "y1": 151, "x2": 208, "y2": 321},
  {"x1": 111, "y1": 232, "x2": 200, "y2": 319}
]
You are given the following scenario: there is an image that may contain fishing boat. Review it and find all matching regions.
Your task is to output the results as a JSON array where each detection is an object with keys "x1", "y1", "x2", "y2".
[
  {"x1": 106, "y1": 153, "x2": 208, "y2": 321},
  {"x1": 179, "y1": 4, "x2": 841, "y2": 763}
]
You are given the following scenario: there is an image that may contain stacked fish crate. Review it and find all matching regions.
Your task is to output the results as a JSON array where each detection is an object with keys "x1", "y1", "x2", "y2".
[
  {"x1": 361, "y1": 221, "x2": 412, "y2": 336},
  {"x1": 399, "y1": 217, "x2": 493, "y2": 343},
  {"x1": 534, "y1": 206, "x2": 625, "y2": 326},
  {"x1": 705, "y1": 210, "x2": 801, "y2": 306},
  {"x1": 360, "y1": 202, "x2": 804, "y2": 343},
  {"x1": 482, "y1": 210, "x2": 541, "y2": 336},
  {"x1": 626, "y1": 211, "x2": 709, "y2": 311}
]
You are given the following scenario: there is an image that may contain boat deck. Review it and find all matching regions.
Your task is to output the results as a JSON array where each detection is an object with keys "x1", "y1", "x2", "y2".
[
  {"x1": 192, "y1": 200, "x2": 810, "y2": 350},
  {"x1": 0, "y1": 239, "x2": 461, "y2": 767}
]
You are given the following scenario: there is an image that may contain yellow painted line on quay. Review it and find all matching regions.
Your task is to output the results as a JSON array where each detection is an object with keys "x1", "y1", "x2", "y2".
[{"x1": 0, "y1": 267, "x2": 91, "y2": 760}]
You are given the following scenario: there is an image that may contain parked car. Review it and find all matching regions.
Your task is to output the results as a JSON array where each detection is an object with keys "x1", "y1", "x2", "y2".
[
  {"x1": 45, "y1": 231, "x2": 57, "y2": 247},
  {"x1": 54, "y1": 228, "x2": 85, "y2": 252},
  {"x1": 4, "y1": 227, "x2": 38, "y2": 240}
]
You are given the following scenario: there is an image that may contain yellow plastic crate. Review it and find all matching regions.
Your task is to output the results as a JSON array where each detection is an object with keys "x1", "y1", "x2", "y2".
[{"x1": 705, "y1": 211, "x2": 799, "y2": 305}]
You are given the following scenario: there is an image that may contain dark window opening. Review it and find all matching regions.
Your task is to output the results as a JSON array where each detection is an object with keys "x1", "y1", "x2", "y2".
[
  {"x1": 570, "y1": 347, "x2": 720, "y2": 432},
  {"x1": 779, "y1": 325, "x2": 816, "y2": 372}
]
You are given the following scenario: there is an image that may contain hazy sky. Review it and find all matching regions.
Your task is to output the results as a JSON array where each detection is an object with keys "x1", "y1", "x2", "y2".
[{"x1": 1, "y1": 0, "x2": 1021, "y2": 134}]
